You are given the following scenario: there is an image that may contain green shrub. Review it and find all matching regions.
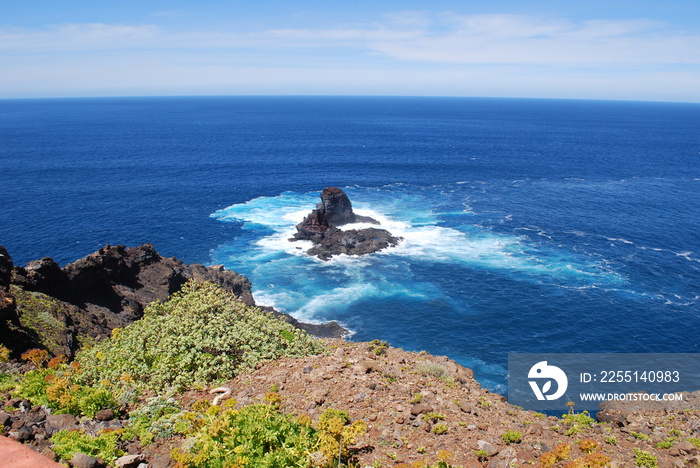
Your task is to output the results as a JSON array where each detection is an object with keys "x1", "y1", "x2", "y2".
[
  {"x1": 14, "y1": 368, "x2": 53, "y2": 406},
  {"x1": 689, "y1": 437, "x2": 700, "y2": 449},
  {"x1": 45, "y1": 376, "x2": 118, "y2": 419},
  {"x1": 0, "y1": 373, "x2": 18, "y2": 393},
  {"x1": 172, "y1": 399, "x2": 366, "y2": 468},
  {"x1": 633, "y1": 448, "x2": 657, "y2": 467},
  {"x1": 562, "y1": 411, "x2": 594, "y2": 436},
  {"x1": 368, "y1": 339, "x2": 388, "y2": 356},
  {"x1": 631, "y1": 431, "x2": 650, "y2": 441},
  {"x1": 432, "y1": 423, "x2": 449, "y2": 435},
  {"x1": 14, "y1": 365, "x2": 118, "y2": 418},
  {"x1": 76, "y1": 282, "x2": 325, "y2": 392},
  {"x1": 125, "y1": 395, "x2": 183, "y2": 445},
  {"x1": 51, "y1": 429, "x2": 125, "y2": 465},
  {"x1": 654, "y1": 439, "x2": 674, "y2": 449},
  {"x1": 502, "y1": 430, "x2": 523, "y2": 444},
  {"x1": 424, "y1": 411, "x2": 445, "y2": 422}
]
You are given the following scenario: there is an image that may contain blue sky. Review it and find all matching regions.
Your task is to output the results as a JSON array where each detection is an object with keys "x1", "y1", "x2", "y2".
[{"x1": 1, "y1": 1, "x2": 699, "y2": 101}]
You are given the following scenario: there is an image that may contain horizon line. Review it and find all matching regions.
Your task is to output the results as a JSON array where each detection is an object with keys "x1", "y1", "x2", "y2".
[{"x1": 1, "y1": 93, "x2": 699, "y2": 105}]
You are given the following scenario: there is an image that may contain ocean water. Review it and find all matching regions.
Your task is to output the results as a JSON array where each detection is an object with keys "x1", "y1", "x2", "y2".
[{"x1": 2, "y1": 96, "x2": 699, "y2": 393}]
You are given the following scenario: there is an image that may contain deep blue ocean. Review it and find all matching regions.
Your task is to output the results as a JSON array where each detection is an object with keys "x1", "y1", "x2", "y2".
[{"x1": 2, "y1": 96, "x2": 699, "y2": 393}]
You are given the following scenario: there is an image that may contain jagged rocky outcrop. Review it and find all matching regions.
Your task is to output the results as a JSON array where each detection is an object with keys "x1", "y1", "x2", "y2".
[
  {"x1": 0, "y1": 246, "x2": 16, "y2": 322},
  {"x1": 292, "y1": 187, "x2": 401, "y2": 260},
  {"x1": 0, "y1": 244, "x2": 345, "y2": 358}
]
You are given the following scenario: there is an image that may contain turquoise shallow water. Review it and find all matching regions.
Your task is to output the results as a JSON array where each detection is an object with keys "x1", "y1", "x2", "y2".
[{"x1": 2, "y1": 96, "x2": 699, "y2": 392}]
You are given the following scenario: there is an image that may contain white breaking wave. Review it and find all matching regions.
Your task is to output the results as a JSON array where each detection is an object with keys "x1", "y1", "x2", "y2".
[
  {"x1": 209, "y1": 189, "x2": 626, "y2": 327},
  {"x1": 213, "y1": 190, "x2": 620, "y2": 283}
]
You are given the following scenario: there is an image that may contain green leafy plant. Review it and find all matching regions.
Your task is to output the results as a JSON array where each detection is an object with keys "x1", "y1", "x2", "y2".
[
  {"x1": 13, "y1": 368, "x2": 53, "y2": 406},
  {"x1": 76, "y1": 282, "x2": 326, "y2": 392},
  {"x1": 368, "y1": 339, "x2": 388, "y2": 356},
  {"x1": 424, "y1": 411, "x2": 445, "y2": 422},
  {"x1": 502, "y1": 430, "x2": 523, "y2": 444},
  {"x1": 633, "y1": 448, "x2": 658, "y2": 467},
  {"x1": 432, "y1": 423, "x2": 448, "y2": 435},
  {"x1": 172, "y1": 399, "x2": 366, "y2": 468},
  {"x1": 124, "y1": 395, "x2": 183, "y2": 445},
  {"x1": 605, "y1": 436, "x2": 618, "y2": 445},
  {"x1": 654, "y1": 439, "x2": 674, "y2": 449},
  {"x1": 562, "y1": 411, "x2": 594, "y2": 436},
  {"x1": 631, "y1": 431, "x2": 650, "y2": 441},
  {"x1": 13, "y1": 362, "x2": 117, "y2": 419},
  {"x1": 51, "y1": 429, "x2": 125, "y2": 465},
  {"x1": 316, "y1": 408, "x2": 367, "y2": 465},
  {"x1": 45, "y1": 375, "x2": 118, "y2": 419},
  {"x1": 383, "y1": 373, "x2": 397, "y2": 383},
  {"x1": 479, "y1": 399, "x2": 493, "y2": 408},
  {"x1": 0, "y1": 373, "x2": 18, "y2": 393},
  {"x1": 173, "y1": 399, "x2": 318, "y2": 467},
  {"x1": 689, "y1": 437, "x2": 700, "y2": 449}
]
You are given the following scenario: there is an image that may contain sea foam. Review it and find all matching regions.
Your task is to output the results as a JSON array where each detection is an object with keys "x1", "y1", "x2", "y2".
[{"x1": 211, "y1": 188, "x2": 623, "y2": 325}]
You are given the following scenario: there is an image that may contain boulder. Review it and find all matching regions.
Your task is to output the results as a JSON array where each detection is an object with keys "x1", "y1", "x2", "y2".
[
  {"x1": 94, "y1": 409, "x2": 114, "y2": 422},
  {"x1": 477, "y1": 440, "x2": 500, "y2": 457},
  {"x1": 71, "y1": 452, "x2": 104, "y2": 468},
  {"x1": 115, "y1": 454, "x2": 146, "y2": 468},
  {"x1": 45, "y1": 414, "x2": 79, "y2": 436}
]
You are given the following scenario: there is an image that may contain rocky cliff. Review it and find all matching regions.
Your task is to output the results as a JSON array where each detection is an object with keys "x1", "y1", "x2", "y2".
[
  {"x1": 0, "y1": 244, "x2": 344, "y2": 359},
  {"x1": 291, "y1": 187, "x2": 401, "y2": 260}
]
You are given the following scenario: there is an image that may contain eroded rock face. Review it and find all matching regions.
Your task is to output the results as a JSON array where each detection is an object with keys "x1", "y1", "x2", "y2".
[
  {"x1": 318, "y1": 186, "x2": 373, "y2": 226},
  {"x1": 292, "y1": 187, "x2": 401, "y2": 260},
  {"x1": 13, "y1": 244, "x2": 255, "y2": 315},
  {"x1": 1, "y1": 244, "x2": 347, "y2": 357},
  {"x1": 4, "y1": 244, "x2": 257, "y2": 357},
  {"x1": 0, "y1": 246, "x2": 16, "y2": 322}
]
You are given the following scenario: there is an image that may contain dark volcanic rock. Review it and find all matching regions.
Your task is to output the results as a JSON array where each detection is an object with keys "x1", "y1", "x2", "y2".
[
  {"x1": 306, "y1": 227, "x2": 401, "y2": 260},
  {"x1": 0, "y1": 246, "x2": 38, "y2": 358},
  {"x1": 4, "y1": 244, "x2": 256, "y2": 357},
  {"x1": 291, "y1": 188, "x2": 401, "y2": 260},
  {"x1": 293, "y1": 187, "x2": 379, "y2": 242},
  {"x1": 317, "y1": 186, "x2": 377, "y2": 226},
  {"x1": 0, "y1": 246, "x2": 17, "y2": 322},
  {"x1": 0, "y1": 246, "x2": 13, "y2": 288},
  {"x1": 46, "y1": 414, "x2": 78, "y2": 437},
  {"x1": 1, "y1": 243, "x2": 345, "y2": 356}
]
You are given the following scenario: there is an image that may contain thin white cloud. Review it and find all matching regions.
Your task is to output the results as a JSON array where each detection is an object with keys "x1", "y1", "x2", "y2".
[
  {"x1": 1, "y1": 12, "x2": 699, "y2": 100},
  {"x1": 1, "y1": 13, "x2": 697, "y2": 67},
  {"x1": 367, "y1": 13, "x2": 699, "y2": 66},
  {"x1": 0, "y1": 23, "x2": 161, "y2": 51}
]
